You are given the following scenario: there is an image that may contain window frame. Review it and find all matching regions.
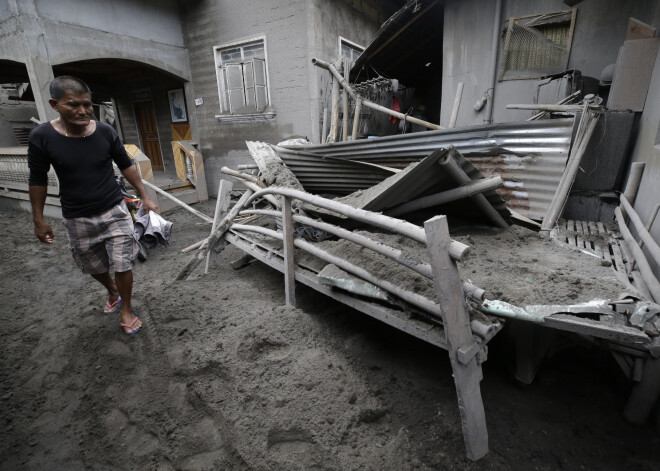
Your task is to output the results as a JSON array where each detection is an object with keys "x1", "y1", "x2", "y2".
[
  {"x1": 213, "y1": 35, "x2": 273, "y2": 119},
  {"x1": 338, "y1": 36, "x2": 364, "y2": 67},
  {"x1": 499, "y1": 9, "x2": 577, "y2": 81}
]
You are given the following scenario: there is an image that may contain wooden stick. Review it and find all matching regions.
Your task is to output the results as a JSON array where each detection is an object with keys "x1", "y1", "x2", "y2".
[
  {"x1": 425, "y1": 215, "x2": 488, "y2": 460},
  {"x1": 205, "y1": 180, "x2": 233, "y2": 274},
  {"x1": 176, "y1": 189, "x2": 254, "y2": 281},
  {"x1": 328, "y1": 60, "x2": 341, "y2": 143},
  {"x1": 623, "y1": 162, "x2": 646, "y2": 205},
  {"x1": 282, "y1": 196, "x2": 296, "y2": 306},
  {"x1": 541, "y1": 110, "x2": 599, "y2": 230}
]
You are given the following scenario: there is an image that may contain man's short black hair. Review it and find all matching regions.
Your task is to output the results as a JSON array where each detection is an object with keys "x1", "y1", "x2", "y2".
[{"x1": 50, "y1": 76, "x2": 91, "y2": 100}]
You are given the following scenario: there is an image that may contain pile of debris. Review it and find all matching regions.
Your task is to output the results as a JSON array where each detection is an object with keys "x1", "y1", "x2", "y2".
[{"x1": 171, "y1": 125, "x2": 659, "y2": 460}]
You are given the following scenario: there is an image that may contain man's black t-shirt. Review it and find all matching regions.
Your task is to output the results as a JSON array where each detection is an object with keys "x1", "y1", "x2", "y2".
[{"x1": 28, "y1": 121, "x2": 133, "y2": 218}]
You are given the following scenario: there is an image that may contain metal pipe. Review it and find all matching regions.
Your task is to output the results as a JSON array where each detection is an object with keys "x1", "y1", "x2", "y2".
[
  {"x1": 437, "y1": 150, "x2": 509, "y2": 228},
  {"x1": 141, "y1": 179, "x2": 212, "y2": 223},
  {"x1": 614, "y1": 207, "x2": 660, "y2": 303},
  {"x1": 312, "y1": 58, "x2": 444, "y2": 130},
  {"x1": 231, "y1": 224, "x2": 445, "y2": 318},
  {"x1": 485, "y1": 0, "x2": 502, "y2": 124},
  {"x1": 387, "y1": 175, "x2": 504, "y2": 217},
  {"x1": 243, "y1": 186, "x2": 471, "y2": 262}
]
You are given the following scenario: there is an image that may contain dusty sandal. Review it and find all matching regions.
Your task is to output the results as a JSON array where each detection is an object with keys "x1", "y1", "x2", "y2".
[
  {"x1": 120, "y1": 315, "x2": 141, "y2": 335},
  {"x1": 104, "y1": 296, "x2": 121, "y2": 315}
]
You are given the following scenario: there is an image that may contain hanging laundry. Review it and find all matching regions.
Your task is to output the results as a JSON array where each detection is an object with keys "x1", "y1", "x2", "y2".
[{"x1": 389, "y1": 95, "x2": 400, "y2": 124}]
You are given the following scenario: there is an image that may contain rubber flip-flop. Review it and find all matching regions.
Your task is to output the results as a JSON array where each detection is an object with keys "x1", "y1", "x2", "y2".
[
  {"x1": 120, "y1": 314, "x2": 141, "y2": 336},
  {"x1": 104, "y1": 296, "x2": 122, "y2": 315}
]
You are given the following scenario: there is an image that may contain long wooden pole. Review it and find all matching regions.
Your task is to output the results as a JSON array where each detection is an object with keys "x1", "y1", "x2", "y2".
[
  {"x1": 141, "y1": 179, "x2": 212, "y2": 223},
  {"x1": 351, "y1": 96, "x2": 362, "y2": 141}
]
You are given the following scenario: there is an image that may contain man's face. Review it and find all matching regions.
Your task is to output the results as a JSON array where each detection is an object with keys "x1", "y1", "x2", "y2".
[{"x1": 49, "y1": 91, "x2": 93, "y2": 128}]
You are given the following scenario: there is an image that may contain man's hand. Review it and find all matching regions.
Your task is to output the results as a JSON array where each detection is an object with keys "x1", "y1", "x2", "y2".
[
  {"x1": 141, "y1": 197, "x2": 159, "y2": 214},
  {"x1": 34, "y1": 220, "x2": 55, "y2": 244}
]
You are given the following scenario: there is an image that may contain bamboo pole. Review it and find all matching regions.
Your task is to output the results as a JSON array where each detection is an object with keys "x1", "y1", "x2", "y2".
[
  {"x1": 328, "y1": 60, "x2": 341, "y2": 143},
  {"x1": 620, "y1": 195, "x2": 660, "y2": 267},
  {"x1": 321, "y1": 106, "x2": 328, "y2": 144},
  {"x1": 312, "y1": 58, "x2": 444, "y2": 131},
  {"x1": 243, "y1": 186, "x2": 470, "y2": 262},
  {"x1": 437, "y1": 150, "x2": 509, "y2": 228},
  {"x1": 342, "y1": 57, "x2": 349, "y2": 141},
  {"x1": 231, "y1": 224, "x2": 445, "y2": 318},
  {"x1": 351, "y1": 96, "x2": 362, "y2": 141},
  {"x1": 449, "y1": 82, "x2": 464, "y2": 128},
  {"x1": 527, "y1": 91, "x2": 581, "y2": 121},
  {"x1": 141, "y1": 179, "x2": 212, "y2": 223},
  {"x1": 239, "y1": 208, "x2": 486, "y2": 301},
  {"x1": 614, "y1": 207, "x2": 660, "y2": 303},
  {"x1": 387, "y1": 175, "x2": 504, "y2": 217},
  {"x1": 623, "y1": 162, "x2": 646, "y2": 205}
]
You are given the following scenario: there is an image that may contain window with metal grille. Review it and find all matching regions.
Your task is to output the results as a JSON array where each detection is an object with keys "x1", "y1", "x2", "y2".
[
  {"x1": 499, "y1": 9, "x2": 577, "y2": 81},
  {"x1": 214, "y1": 38, "x2": 270, "y2": 114}
]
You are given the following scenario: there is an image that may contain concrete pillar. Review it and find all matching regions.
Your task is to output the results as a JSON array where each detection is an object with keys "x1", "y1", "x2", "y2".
[{"x1": 9, "y1": 0, "x2": 57, "y2": 122}]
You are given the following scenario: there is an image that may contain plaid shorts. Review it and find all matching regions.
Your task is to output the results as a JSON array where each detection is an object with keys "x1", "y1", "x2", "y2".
[{"x1": 62, "y1": 201, "x2": 139, "y2": 274}]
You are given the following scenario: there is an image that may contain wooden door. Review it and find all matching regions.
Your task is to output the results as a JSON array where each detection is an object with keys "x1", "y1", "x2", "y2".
[{"x1": 133, "y1": 101, "x2": 163, "y2": 171}]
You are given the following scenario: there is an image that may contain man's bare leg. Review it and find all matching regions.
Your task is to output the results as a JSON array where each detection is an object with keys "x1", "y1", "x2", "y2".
[
  {"x1": 115, "y1": 270, "x2": 142, "y2": 333},
  {"x1": 91, "y1": 271, "x2": 120, "y2": 307}
]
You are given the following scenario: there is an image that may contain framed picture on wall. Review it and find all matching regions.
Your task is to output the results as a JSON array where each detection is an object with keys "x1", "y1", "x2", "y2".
[{"x1": 168, "y1": 89, "x2": 187, "y2": 123}]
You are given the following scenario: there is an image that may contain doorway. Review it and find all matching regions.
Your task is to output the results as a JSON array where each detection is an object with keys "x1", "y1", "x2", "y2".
[{"x1": 133, "y1": 100, "x2": 163, "y2": 171}]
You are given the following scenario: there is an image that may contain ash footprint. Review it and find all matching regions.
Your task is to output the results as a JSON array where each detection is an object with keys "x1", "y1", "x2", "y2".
[
  {"x1": 266, "y1": 427, "x2": 326, "y2": 469},
  {"x1": 237, "y1": 333, "x2": 291, "y2": 362}
]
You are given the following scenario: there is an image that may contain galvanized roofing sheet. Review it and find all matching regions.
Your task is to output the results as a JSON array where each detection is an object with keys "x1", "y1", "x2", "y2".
[
  {"x1": 273, "y1": 146, "x2": 396, "y2": 195},
  {"x1": 285, "y1": 119, "x2": 575, "y2": 220}
]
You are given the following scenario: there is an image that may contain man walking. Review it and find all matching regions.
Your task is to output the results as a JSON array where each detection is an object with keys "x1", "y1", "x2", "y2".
[{"x1": 28, "y1": 76, "x2": 158, "y2": 335}]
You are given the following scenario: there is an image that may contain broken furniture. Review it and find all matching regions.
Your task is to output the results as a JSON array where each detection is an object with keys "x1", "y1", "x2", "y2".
[{"x1": 178, "y1": 174, "x2": 498, "y2": 461}]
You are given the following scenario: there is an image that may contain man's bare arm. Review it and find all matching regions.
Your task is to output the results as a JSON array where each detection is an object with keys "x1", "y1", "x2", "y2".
[
  {"x1": 121, "y1": 165, "x2": 159, "y2": 213},
  {"x1": 29, "y1": 185, "x2": 55, "y2": 244}
]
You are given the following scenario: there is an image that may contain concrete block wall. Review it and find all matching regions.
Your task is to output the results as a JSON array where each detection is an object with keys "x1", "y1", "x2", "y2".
[{"x1": 181, "y1": 0, "x2": 386, "y2": 196}]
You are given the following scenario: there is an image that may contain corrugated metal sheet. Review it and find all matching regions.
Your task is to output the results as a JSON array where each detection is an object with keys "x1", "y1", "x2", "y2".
[
  {"x1": 286, "y1": 119, "x2": 575, "y2": 219},
  {"x1": 273, "y1": 146, "x2": 396, "y2": 195}
]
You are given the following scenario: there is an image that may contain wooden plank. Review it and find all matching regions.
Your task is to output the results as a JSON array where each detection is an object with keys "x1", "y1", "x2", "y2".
[
  {"x1": 544, "y1": 314, "x2": 650, "y2": 344},
  {"x1": 567, "y1": 220, "x2": 577, "y2": 247},
  {"x1": 581, "y1": 221, "x2": 591, "y2": 250},
  {"x1": 282, "y1": 196, "x2": 296, "y2": 307},
  {"x1": 205, "y1": 179, "x2": 233, "y2": 274},
  {"x1": 425, "y1": 216, "x2": 488, "y2": 461}
]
